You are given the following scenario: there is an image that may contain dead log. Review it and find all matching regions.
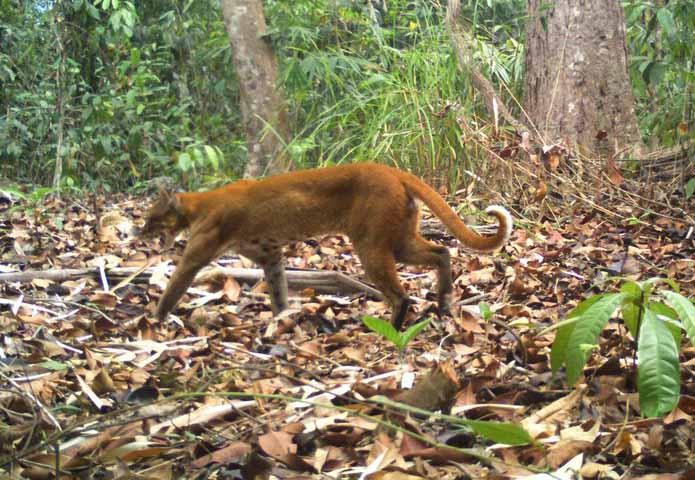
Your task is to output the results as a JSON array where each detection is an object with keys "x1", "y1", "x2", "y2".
[{"x1": 0, "y1": 266, "x2": 382, "y2": 297}]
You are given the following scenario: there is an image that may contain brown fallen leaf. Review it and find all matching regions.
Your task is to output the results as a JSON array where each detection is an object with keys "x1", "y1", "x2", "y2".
[
  {"x1": 457, "y1": 309, "x2": 484, "y2": 333},
  {"x1": 190, "y1": 441, "x2": 252, "y2": 468},
  {"x1": 532, "y1": 179, "x2": 548, "y2": 203},
  {"x1": 258, "y1": 430, "x2": 315, "y2": 472},
  {"x1": 579, "y1": 461, "x2": 615, "y2": 478},
  {"x1": 547, "y1": 439, "x2": 596, "y2": 469},
  {"x1": 370, "y1": 472, "x2": 425, "y2": 480},
  {"x1": 223, "y1": 276, "x2": 241, "y2": 301}
]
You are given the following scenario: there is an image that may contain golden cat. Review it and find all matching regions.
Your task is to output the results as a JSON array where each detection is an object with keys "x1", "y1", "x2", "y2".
[{"x1": 141, "y1": 163, "x2": 512, "y2": 329}]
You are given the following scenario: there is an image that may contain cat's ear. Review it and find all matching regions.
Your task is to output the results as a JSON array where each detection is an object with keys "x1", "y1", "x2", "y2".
[{"x1": 158, "y1": 187, "x2": 183, "y2": 213}]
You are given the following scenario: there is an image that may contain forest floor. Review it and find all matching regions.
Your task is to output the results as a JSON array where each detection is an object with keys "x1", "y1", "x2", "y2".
[{"x1": 0, "y1": 190, "x2": 694, "y2": 479}]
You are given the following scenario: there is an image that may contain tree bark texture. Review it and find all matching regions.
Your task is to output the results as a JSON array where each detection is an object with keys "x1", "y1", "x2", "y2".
[
  {"x1": 524, "y1": 0, "x2": 643, "y2": 155},
  {"x1": 220, "y1": 0, "x2": 290, "y2": 177}
]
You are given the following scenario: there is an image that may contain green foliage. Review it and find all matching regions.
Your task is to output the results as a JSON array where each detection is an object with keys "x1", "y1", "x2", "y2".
[
  {"x1": 637, "y1": 309, "x2": 680, "y2": 417},
  {"x1": 39, "y1": 359, "x2": 70, "y2": 372},
  {"x1": 661, "y1": 290, "x2": 695, "y2": 341},
  {"x1": 686, "y1": 178, "x2": 695, "y2": 199},
  {"x1": 561, "y1": 293, "x2": 625, "y2": 385},
  {"x1": 0, "y1": 0, "x2": 242, "y2": 189},
  {"x1": 624, "y1": 0, "x2": 695, "y2": 146},
  {"x1": 2, "y1": 0, "x2": 691, "y2": 190},
  {"x1": 551, "y1": 279, "x2": 695, "y2": 418},
  {"x1": 478, "y1": 301, "x2": 492, "y2": 320},
  {"x1": 268, "y1": 0, "x2": 525, "y2": 181},
  {"x1": 0, "y1": 0, "x2": 527, "y2": 190},
  {"x1": 362, "y1": 315, "x2": 432, "y2": 352}
]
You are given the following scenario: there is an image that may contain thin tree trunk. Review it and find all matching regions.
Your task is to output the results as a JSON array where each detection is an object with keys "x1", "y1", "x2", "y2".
[
  {"x1": 524, "y1": 0, "x2": 644, "y2": 156},
  {"x1": 52, "y1": 11, "x2": 66, "y2": 193},
  {"x1": 220, "y1": 0, "x2": 291, "y2": 177},
  {"x1": 446, "y1": 0, "x2": 530, "y2": 136}
]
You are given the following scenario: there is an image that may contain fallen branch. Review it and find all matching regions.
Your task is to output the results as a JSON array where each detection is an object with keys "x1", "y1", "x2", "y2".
[{"x1": 0, "y1": 266, "x2": 382, "y2": 298}]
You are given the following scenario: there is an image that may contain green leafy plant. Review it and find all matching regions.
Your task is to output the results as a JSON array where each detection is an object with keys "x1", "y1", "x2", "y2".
[
  {"x1": 176, "y1": 144, "x2": 224, "y2": 176},
  {"x1": 549, "y1": 279, "x2": 695, "y2": 417},
  {"x1": 362, "y1": 315, "x2": 431, "y2": 352},
  {"x1": 625, "y1": 0, "x2": 695, "y2": 144},
  {"x1": 10, "y1": 187, "x2": 54, "y2": 215}
]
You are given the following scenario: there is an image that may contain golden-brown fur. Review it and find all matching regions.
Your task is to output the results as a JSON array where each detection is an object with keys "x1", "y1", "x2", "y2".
[{"x1": 141, "y1": 163, "x2": 512, "y2": 329}]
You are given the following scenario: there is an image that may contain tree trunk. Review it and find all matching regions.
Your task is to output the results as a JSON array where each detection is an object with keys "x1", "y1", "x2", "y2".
[
  {"x1": 523, "y1": 0, "x2": 643, "y2": 156},
  {"x1": 52, "y1": 12, "x2": 67, "y2": 194},
  {"x1": 220, "y1": 0, "x2": 291, "y2": 177}
]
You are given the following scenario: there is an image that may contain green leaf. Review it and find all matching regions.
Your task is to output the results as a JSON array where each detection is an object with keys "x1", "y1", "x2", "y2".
[
  {"x1": 177, "y1": 152, "x2": 192, "y2": 172},
  {"x1": 1, "y1": 186, "x2": 26, "y2": 200},
  {"x1": 649, "y1": 301, "x2": 678, "y2": 320},
  {"x1": 461, "y1": 419, "x2": 534, "y2": 446},
  {"x1": 620, "y1": 281, "x2": 643, "y2": 301},
  {"x1": 621, "y1": 281, "x2": 643, "y2": 336},
  {"x1": 656, "y1": 8, "x2": 676, "y2": 38},
  {"x1": 550, "y1": 322, "x2": 574, "y2": 374},
  {"x1": 122, "y1": 9, "x2": 135, "y2": 29},
  {"x1": 637, "y1": 310, "x2": 680, "y2": 417},
  {"x1": 109, "y1": 9, "x2": 121, "y2": 31},
  {"x1": 550, "y1": 294, "x2": 606, "y2": 373},
  {"x1": 130, "y1": 47, "x2": 140, "y2": 65},
  {"x1": 40, "y1": 360, "x2": 69, "y2": 371},
  {"x1": 686, "y1": 178, "x2": 695, "y2": 199},
  {"x1": 565, "y1": 293, "x2": 624, "y2": 385},
  {"x1": 191, "y1": 147, "x2": 204, "y2": 167},
  {"x1": 30, "y1": 187, "x2": 54, "y2": 203},
  {"x1": 204, "y1": 145, "x2": 219, "y2": 170},
  {"x1": 478, "y1": 301, "x2": 492, "y2": 320},
  {"x1": 399, "y1": 317, "x2": 432, "y2": 350},
  {"x1": 362, "y1": 315, "x2": 400, "y2": 347},
  {"x1": 641, "y1": 277, "x2": 680, "y2": 294},
  {"x1": 649, "y1": 302, "x2": 682, "y2": 347},
  {"x1": 661, "y1": 290, "x2": 695, "y2": 342},
  {"x1": 86, "y1": 3, "x2": 100, "y2": 20},
  {"x1": 621, "y1": 301, "x2": 640, "y2": 337}
]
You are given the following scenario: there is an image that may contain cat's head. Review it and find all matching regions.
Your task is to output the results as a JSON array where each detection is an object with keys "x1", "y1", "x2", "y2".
[{"x1": 140, "y1": 188, "x2": 188, "y2": 237}]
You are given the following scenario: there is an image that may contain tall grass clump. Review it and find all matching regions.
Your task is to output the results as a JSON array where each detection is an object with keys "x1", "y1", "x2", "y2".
[{"x1": 268, "y1": 0, "x2": 526, "y2": 188}]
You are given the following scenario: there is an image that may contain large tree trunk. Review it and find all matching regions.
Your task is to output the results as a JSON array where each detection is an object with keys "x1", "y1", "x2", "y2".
[
  {"x1": 523, "y1": 0, "x2": 643, "y2": 156},
  {"x1": 220, "y1": 0, "x2": 291, "y2": 177}
]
